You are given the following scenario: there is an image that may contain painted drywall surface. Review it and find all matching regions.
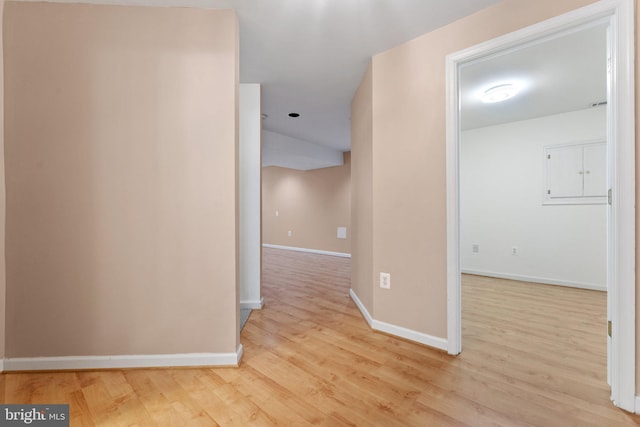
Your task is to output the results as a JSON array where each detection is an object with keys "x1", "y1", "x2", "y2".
[
  {"x1": 239, "y1": 84, "x2": 262, "y2": 306},
  {"x1": 636, "y1": 0, "x2": 640, "y2": 397},
  {"x1": 4, "y1": 2, "x2": 238, "y2": 357},
  {"x1": 262, "y1": 153, "x2": 351, "y2": 255},
  {"x1": 361, "y1": 0, "x2": 598, "y2": 338},
  {"x1": 461, "y1": 107, "x2": 606, "y2": 289},
  {"x1": 0, "y1": 0, "x2": 6, "y2": 361},
  {"x1": 262, "y1": 130, "x2": 344, "y2": 171},
  {"x1": 350, "y1": 64, "x2": 374, "y2": 312}
]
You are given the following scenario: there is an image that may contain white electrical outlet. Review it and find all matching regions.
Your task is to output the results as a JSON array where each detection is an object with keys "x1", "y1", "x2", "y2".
[
  {"x1": 337, "y1": 227, "x2": 347, "y2": 239},
  {"x1": 472, "y1": 244, "x2": 479, "y2": 253},
  {"x1": 288, "y1": 230, "x2": 292, "y2": 237},
  {"x1": 511, "y1": 246, "x2": 519, "y2": 256},
  {"x1": 380, "y1": 272, "x2": 391, "y2": 289}
]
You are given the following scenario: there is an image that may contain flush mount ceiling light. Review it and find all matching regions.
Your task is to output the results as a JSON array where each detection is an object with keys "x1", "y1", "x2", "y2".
[{"x1": 481, "y1": 83, "x2": 519, "y2": 103}]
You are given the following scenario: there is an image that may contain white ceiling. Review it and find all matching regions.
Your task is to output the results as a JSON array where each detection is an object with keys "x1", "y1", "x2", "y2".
[
  {"x1": 227, "y1": 0, "x2": 501, "y2": 152},
  {"x1": 460, "y1": 22, "x2": 608, "y2": 130}
]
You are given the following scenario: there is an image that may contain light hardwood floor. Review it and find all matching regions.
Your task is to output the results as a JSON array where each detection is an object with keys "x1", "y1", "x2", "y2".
[{"x1": 2, "y1": 247, "x2": 640, "y2": 426}]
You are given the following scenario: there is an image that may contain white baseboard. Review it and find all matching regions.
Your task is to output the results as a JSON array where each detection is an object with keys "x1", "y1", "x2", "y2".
[
  {"x1": 461, "y1": 269, "x2": 606, "y2": 291},
  {"x1": 635, "y1": 395, "x2": 640, "y2": 414},
  {"x1": 349, "y1": 289, "x2": 373, "y2": 327},
  {"x1": 263, "y1": 244, "x2": 351, "y2": 258},
  {"x1": 3, "y1": 345, "x2": 243, "y2": 371},
  {"x1": 349, "y1": 289, "x2": 447, "y2": 351},
  {"x1": 372, "y1": 319, "x2": 448, "y2": 351},
  {"x1": 240, "y1": 298, "x2": 265, "y2": 310},
  {"x1": 236, "y1": 344, "x2": 244, "y2": 365}
]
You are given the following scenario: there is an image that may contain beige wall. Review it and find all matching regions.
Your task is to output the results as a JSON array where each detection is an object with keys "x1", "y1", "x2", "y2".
[
  {"x1": 0, "y1": 0, "x2": 5, "y2": 360},
  {"x1": 353, "y1": 0, "x2": 601, "y2": 337},
  {"x1": 636, "y1": 0, "x2": 640, "y2": 396},
  {"x1": 350, "y1": 65, "x2": 373, "y2": 312},
  {"x1": 4, "y1": 2, "x2": 239, "y2": 357},
  {"x1": 262, "y1": 153, "x2": 350, "y2": 254}
]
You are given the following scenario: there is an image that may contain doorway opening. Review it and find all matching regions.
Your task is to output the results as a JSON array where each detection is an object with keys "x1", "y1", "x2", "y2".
[{"x1": 446, "y1": 0, "x2": 635, "y2": 412}]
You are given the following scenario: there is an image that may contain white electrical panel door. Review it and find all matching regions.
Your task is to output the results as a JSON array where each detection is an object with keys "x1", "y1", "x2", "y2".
[
  {"x1": 583, "y1": 143, "x2": 607, "y2": 197},
  {"x1": 547, "y1": 145, "x2": 584, "y2": 198},
  {"x1": 544, "y1": 141, "x2": 607, "y2": 205}
]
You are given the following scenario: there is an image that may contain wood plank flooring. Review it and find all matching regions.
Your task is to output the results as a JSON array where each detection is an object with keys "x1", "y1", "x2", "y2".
[{"x1": 2, "y1": 247, "x2": 640, "y2": 426}]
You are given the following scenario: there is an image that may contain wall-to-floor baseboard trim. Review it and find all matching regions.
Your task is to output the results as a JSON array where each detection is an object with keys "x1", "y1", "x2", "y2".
[
  {"x1": 240, "y1": 298, "x2": 265, "y2": 310},
  {"x1": 349, "y1": 289, "x2": 447, "y2": 351},
  {"x1": 263, "y1": 244, "x2": 351, "y2": 258},
  {"x1": 236, "y1": 344, "x2": 244, "y2": 365},
  {"x1": 3, "y1": 345, "x2": 243, "y2": 372},
  {"x1": 372, "y1": 319, "x2": 448, "y2": 351},
  {"x1": 349, "y1": 289, "x2": 373, "y2": 327},
  {"x1": 634, "y1": 395, "x2": 640, "y2": 414},
  {"x1": 461, "y1": 269, "x2": 606, "y2": 291}
]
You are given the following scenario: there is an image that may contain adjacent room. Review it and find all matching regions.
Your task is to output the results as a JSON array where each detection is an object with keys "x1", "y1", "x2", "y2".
[{"x1": 458, "y1": 21, "x2": 611, "y2": 411}]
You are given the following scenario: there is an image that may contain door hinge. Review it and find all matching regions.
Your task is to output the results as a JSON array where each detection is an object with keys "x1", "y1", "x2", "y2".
[
  {"x1": 547, "y1": 189, "x2": 551, "y2": 195},
  {"x1": 547, "y1": 154, "x2": 551, "y2": 159},
  {"x1": 608, "y1": 188, "x2": 612, "y2": 205},
  {"x1": 608, "y1": 320, "x2": 612, "y2": 337}
]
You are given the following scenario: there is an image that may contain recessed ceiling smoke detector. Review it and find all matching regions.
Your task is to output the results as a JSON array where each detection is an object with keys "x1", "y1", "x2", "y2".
[
  {"x1": 288, "y1": 113, "x2": 300, "y2": 118},
  {"x1": 481, "y1": 84, "x2": 519, "y2": 103}
]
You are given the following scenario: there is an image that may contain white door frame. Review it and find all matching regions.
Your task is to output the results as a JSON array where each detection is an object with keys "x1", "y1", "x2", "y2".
[{"x1": 445, "y1": 0, "x2": 635, "y2": 412}]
